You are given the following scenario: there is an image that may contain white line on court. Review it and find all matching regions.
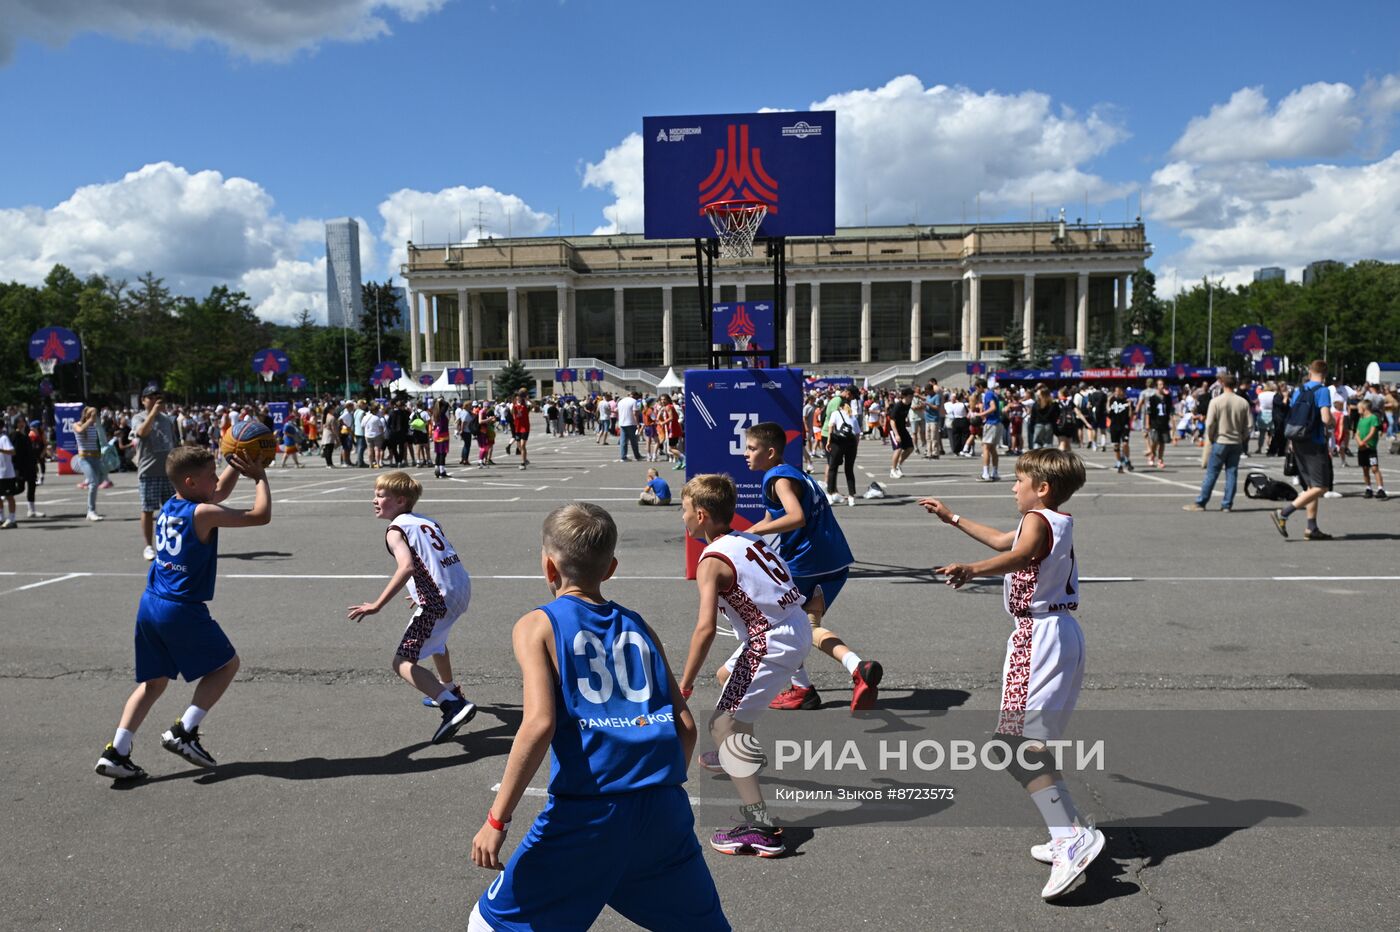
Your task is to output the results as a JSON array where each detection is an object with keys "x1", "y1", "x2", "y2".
[
  {"x1": 1121, "y1": 469, "x2": 1204, "y2": 492},
  {"x1": 0, "y1": 571, "x2": 90, "y2": 596}
]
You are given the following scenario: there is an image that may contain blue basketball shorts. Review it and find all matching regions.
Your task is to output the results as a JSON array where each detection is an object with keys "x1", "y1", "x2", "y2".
[
  {"x1": 794, "y1": 567, "x2": 849, "y2": 610},
  {"x1": 133, "y1": 592, "x2": 237, "y2": 683},
  {"x1": 473, "y1": 785, "x2": 729, "y2": 932}
]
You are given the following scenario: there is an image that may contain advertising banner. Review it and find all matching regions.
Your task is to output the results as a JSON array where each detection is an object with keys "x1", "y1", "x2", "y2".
[{"x1": 54, "y1": 402, "x2": 82, "y2": 475}]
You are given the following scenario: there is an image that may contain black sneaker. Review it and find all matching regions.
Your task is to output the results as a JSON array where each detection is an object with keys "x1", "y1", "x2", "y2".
[
  {"x1": 160, "y1": 721, "x2": 216, "y2": 768},
  {"x1": 432, "y1": 696, "x2": 477, "y2": 744},
  {"x1": 1363, "y1": 488, "x2": 1374, "y2": 499},
  {"x1": 1125, "y1": 460, "x2": 1135, "y2": 472},
  {"x1": 1303, "y1": 528, "x2": 1334, "y2": 541},
  {"x1": 421, "y1": 685, "x2": 466, "y2": 708},
  {"x1": 1378, "y1": 489, "x2": 1389, "y2": 500},
  {"x1": 95, "y1": 743, "x2": 148, "y2": 780}
]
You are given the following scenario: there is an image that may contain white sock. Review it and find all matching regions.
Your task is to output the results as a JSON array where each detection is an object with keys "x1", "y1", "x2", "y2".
[
  {"x1": 1031, "y1": 782, "x2": 1080, "y2": 841},
  {"x1": 841, "y1": 652, "x2": 863, "y2": 675},
  {"x1": 790, "y1": 666, "x2": 813, "y2": 689},
  {"x1": 113, "y1": 727, "x2": 134, "y2": 756},
  {"x1": 436, "y1": 686, "x2": 459, "y2": 705},
  {"x1": 180, "y1": 705, "x2": 207, "y2": 732}
]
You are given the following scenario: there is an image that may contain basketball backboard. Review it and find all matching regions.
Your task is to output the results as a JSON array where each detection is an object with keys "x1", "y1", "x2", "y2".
[{"x1": 643, "y1": 111, "x2": 835, "y2": 239}]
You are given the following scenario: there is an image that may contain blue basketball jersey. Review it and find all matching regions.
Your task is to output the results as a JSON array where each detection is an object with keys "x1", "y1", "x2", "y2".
[
  {"x1": 761, "y1": 463, "x2": 854, "y2": 577},
  {"x1": 542, "y1": 595, "x2": 686, "y2": 796},
  {"x1": 146, "y1": 496, "x2": 218, "y2": 603}
]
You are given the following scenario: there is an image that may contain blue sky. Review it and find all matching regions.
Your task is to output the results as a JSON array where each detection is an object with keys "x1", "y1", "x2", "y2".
[{"x1": 2, "y1": 0, "x2": 1398, "y2": 320}]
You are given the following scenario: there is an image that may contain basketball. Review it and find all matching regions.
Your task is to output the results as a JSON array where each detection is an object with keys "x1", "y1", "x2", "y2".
[{"x1": 220, "y1": 419, "x2": 277, "y2": 467}]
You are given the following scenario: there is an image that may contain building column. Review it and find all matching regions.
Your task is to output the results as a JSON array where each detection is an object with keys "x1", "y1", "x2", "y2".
[
  {"x1": 1117, "y1": 272, "x2": 1131, "y2": 342},
  {"x1": 469, "y1": 293, "x2": 483, "y2": 361},
  {"x1": 408, "y1": 288, "x2": 421, "y2": 371},
  {"x1": 960, "y1": 273, "x2": 972, "y2": 354},
  {"x1": 809, "y1": 282, "x2": 822, "y2": 365},
  {"x1": 963, "y1": 272, "x2": 981, "y2": 358},
  {"x1": 520, "y1": 292, "x2": 531, "y2": 360},
  {"x1": 613, "y1": 287, "x2": 626, "y2": 367},
  {"x1": 566, "y1": 289, "x2": 578, "y2": 359},
  {"x1": 1076, "y1": 273, "x2": 1090, "y2": 355},
  {"x1": 506, "y1": 287, "x2": 520, "y2": 360},
  {"x1": 735, "y1": 283, "x2": 746, "y2": 302},
  {"x1": 556, "y1": 285, "x2": 570, "y2": 367},
  {"x1": 909, "y1": 280, "x2": 922, "y2": 362},
  {"x1": 859, "y1": 280, "x2": 872, "y2": 363},
  {"x1": 1063, "y1": 276, "x2": 1076, "y2": 345},
  {"x1": 1022, "y1": 274, "x2": 1036, "y2": 356},
  {"x1": 785, "y1": 282, "x2": 797, "y2": 364},
  {"x1": 456, "y1": 288, "x2": 468, "y2": 367},
  {"x1": 662, "y1": 285, "x2": 675, "y2": 368},
  {"x1": 424, "y1": 293, "x2": 436, "y2": 366}
]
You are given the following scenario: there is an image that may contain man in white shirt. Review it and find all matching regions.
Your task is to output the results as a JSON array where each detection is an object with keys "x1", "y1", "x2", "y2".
[{"x1": 616, "y1": 391, "x2": 641, "y2": 462}]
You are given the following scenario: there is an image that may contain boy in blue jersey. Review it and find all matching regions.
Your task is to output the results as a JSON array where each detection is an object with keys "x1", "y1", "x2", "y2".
[
  {"x1": 739, "y1": 422, "x2": 882, "y2": 713},
  {"x1": 469, "y1": 503, "x2": 728, "y2": 932},
  {"x1": 95, "y1": 446, "x2": 272, "y2": 780}
]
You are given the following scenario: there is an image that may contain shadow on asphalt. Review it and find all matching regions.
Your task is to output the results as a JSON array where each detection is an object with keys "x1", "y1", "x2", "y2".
[
  {"x1": 111, "y1": 706, "x2": 521, "y2": 788},
  {"x1": 846, "y1": 561, "x2": 937, "y2": 582},
  {"x1": 221, "y1": 550, "x2": 295, "y2": 561}
]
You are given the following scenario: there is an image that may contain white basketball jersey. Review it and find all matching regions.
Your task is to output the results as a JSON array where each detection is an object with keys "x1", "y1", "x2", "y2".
[
  {"x1": 700, "y1": 531, "x2": 807, "y2": 647},
  {"x1": 1003, "y1": 509, "x2": 1079, "y2": 618},
  {"x1": 389, "y1": 513, "x2": 470, "y2": 616}
]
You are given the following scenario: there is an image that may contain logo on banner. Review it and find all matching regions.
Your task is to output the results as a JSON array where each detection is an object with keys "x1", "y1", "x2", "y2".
[{"x1": 781, "y1": 121, "x2": 822, "y2": 139}]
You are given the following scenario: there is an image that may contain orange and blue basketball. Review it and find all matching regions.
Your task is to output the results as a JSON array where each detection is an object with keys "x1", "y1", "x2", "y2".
[{"x1": 220, "y1": 420, "x2": 277, "y2": 467}]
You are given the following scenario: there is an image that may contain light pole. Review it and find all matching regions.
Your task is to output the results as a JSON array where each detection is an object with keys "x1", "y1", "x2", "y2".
[
  {"x1": 341, "y1": 284, "x2": 352, "y2": 400},
  {"x1": 1205, "y1": 275, "x2": 1215, "y2": 368}
]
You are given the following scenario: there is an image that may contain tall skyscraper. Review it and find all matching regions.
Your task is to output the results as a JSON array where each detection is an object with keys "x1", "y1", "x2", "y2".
[
  {"x1": 325, "y1": 218, "x2": 363, "y2": 328},
  {"x1": 1253, "y1": 266, "x2": 1285, "y2": 283}
]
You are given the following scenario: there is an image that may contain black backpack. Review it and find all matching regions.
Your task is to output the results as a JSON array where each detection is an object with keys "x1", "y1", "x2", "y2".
[
  {"x1": 1283, "y1": 384, "x2": 1321, "y2": 440},
  {"x1": 1057, "y1": 400, "x2": 1079, "y2": 432},
  {"x1": 1244, "y1": 471, "x2": 1295, "y2": 502}
]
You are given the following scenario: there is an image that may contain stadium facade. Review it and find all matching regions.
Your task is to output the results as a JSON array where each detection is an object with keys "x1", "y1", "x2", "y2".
[{"x1": 398, "y1": 221, "x2": 1149, "y2": 377}]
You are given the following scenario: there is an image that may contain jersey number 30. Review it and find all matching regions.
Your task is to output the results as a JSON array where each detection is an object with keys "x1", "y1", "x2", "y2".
[{"x1": 574, "y1": 630, "x2": 654, "y2": 704}]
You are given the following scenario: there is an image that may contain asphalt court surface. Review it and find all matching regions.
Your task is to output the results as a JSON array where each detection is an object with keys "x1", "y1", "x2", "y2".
[{"x1": 4, "y1": 426, "x2": 1399, "y2": 930}]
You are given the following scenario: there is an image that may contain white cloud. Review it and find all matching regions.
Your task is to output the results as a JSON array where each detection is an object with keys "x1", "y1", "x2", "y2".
[
  {"x1": 582, "y1": 133, "x2": 643, "y2": 234},
  {"x1": 583, "y1": 75, "x2": 1131, "y2": 234},
  {"x1": 0, "y1": 0, "x2": 448, "y2": 65},
  {"x1": 0, "y1": 161, "x2": 326, "y2": 324},
  {"x1": 1149, "y1": 75, "x2": 1400, "y2": 286},
  {"x1": 1170, "y1": 83, "x2": 1362, "y2": 163},
  {"x1": 376, "y1": 184, "x2": 555, "y2": 273}
]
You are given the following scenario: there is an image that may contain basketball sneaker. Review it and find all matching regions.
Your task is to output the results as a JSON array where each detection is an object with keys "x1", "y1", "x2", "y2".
[
  {"x1": 160, "y1": 721, "x2": 216, "y2": 768},
  {"x1": 95, "y1": 743, "x2": 147, "y2": 780},
  {"x1": 768, "y1": 685, "x2": 820, "y2": 710},
  {"x1": 432, "y1": 696, "x2": 477, "y2": 744},
  {"x1": 1041, "y1": 821, "x2": 1105, "y2": 900},
  {"x1": 710, "y1": 824, "x2": 786, "y2": 858},
  {"x1": 1269, "y1": 509, "x2": 1289, "y2": 538},
  {"x1": 851, "y1": 660, "x2": 883, "y2": 712},
  {"x1": 699, "y1": 750, "x2": 724, "y2": 773},
  {"x1": 1030, "y1": 839, "x2": 1055, "y2": 864}
]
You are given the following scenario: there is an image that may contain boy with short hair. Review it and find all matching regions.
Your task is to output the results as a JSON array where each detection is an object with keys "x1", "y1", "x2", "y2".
[
  {"x1": 639, "y1": 467, "x2": 672, "y2": 505},
  {"x1": 678, "y1": 474, "x2": 815, "y2": 857},
  {"x1": 348, "y1": 471, "x2": 477, "y2": 745},
  {"x1": 919, "y1": 448, "x2": 1103, "y2": 900},
  {"x1": 95, "y1": 447, "x2": 271, "y2": 780},
  {"x1": 469, "y1": 503, "x2": 728, "y2": 931},
  {"x1": 1356, "y1": 399, "x2": 1386, "y2": 499},
  {"x1": 742, "y1": 422, "x2": 882, "y2": 712}
]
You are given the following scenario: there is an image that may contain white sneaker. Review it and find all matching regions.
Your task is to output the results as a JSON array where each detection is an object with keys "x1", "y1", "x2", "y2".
[
  {"x1": 827, "y1": 491, "x2": 843, "y2": 505},
  {"x1": 1031, "y1": 839, "x2": 1055, "y2": 864},
  {"x1": 26, "y1": 509, "x2": 45, "y2": 519},
  {"x1": 1323, "y1": 490, "x2": 1343, "y2": 499},
  {"x1": 889, "y1": 469, "x2": 898, "y2": 479},
  {"x1": 846, "y1": 495, "x2": 855, "y2": 506},
  {"x1": 86, "y1": 511, "x2": 104, "y2": 522},
  {"x1": 1041, "y1": 822, "x2": 1105, "y2": 900},
  {"x1": 143, "y1": 545, "x2": 156, "y2": 561},
  {"x1": 894, "y1": 467, "x2": 904, "y2": 478}
]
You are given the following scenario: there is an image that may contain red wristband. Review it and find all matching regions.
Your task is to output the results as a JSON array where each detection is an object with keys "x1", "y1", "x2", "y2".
[
  {"x1": 486, "y1": 811, "x2": 509, "y2": 832},
  {"x1": 680, "y1": 687, "x2": 693, "y2": 699}
]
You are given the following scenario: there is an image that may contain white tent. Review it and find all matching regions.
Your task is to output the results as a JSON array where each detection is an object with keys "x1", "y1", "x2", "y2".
[
  {"x1": 384, "y1": 375, "x2": 428, "y2": 395},
  {"x1": 657, "y1": 367, "x2": 684, "y2": 391}
]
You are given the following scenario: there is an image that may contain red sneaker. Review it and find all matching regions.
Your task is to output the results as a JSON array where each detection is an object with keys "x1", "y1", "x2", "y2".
[
  {"x1": 851, "y1": 660, "x2": 884, "y2": 712},
  {"x1": 768, "y1": 685, "x2": 821, "y2": 710}
]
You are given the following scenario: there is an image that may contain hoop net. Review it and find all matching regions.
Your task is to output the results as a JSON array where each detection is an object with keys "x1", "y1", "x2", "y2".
[
  {"x1": 704, "y1": 199, "x2": 768, "y2": 259},
  {"x1": 260, "y1": 370, "x2": 275, "y2": 383},
  {"x1": 37, "y1": 357, "x2": 57, "y2": 376},
  {"x1": 732, "y1": 334, "x2": 752, "y2": 352}
]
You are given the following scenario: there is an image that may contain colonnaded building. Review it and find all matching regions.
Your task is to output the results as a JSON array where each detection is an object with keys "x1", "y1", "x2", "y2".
[{"x1": 399, "y1": 219, "x2": 1149, "y2": 387}]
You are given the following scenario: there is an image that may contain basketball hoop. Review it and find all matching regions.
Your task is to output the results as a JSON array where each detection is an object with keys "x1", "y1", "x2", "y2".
[
  {"x1": 260, "y1": 371, "x2": 275, "y2": 384},
  {"x1": 732, "y1": 333, "x2": 752, "y2": 353},
  {"x1": 704, "y1": 199, "x2": 768, "y2": 259},
  {"x1": 37, "y1": 357, "x2": 57, "y2": 376}
]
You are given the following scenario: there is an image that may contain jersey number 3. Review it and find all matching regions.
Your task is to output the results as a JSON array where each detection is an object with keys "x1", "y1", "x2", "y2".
[{"x1": 574, "y1": 630, "x2": 654, "y2": 704}]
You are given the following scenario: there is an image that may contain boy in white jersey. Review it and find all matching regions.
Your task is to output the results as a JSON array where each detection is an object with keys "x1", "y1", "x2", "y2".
[
  {"x1": 348, "y1": 471, "x2": 476, "y2": 745},
  {"x1": 678, "y1": 474, "x2": 815, "y2": 858},
  {"x1": 919, "y1": 448, "x2": 1104, "y2": 900}
]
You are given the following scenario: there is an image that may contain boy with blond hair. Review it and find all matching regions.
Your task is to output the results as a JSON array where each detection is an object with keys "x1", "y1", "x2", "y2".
[
  {"x1": 95, "y1": 446, "x2": 270, "y2": 780},
  {"x1": 679, "y1": 473, "x2": 815, "y2": 858},
  {"x1": 920, "y1": 448, "x2": 1103, "y2": 899},
  {"x1": 348, "y1": 471, "x2": 476, "y2": 745},
  {"x1": 469, "y1": 503, "x2": 728, "y2": 931}
]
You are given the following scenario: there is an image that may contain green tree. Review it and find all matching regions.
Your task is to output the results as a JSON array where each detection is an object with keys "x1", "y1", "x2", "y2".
[
  {"x1": 1086, "y1": 326, "x2": 1115, "y2": 368},
  {"x1": 1128, "y1": 267, "x2": 1164, "y2": 354},
  {"x1": 1001, "y1": 317, "x2": 1026, "y2": 369},
  {"x1": 493, "y1": 358, "x2": 535, "y2": 398},
  {"x1": 1029, "y1": 322, "x2": 1060, "y2": 369}
]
